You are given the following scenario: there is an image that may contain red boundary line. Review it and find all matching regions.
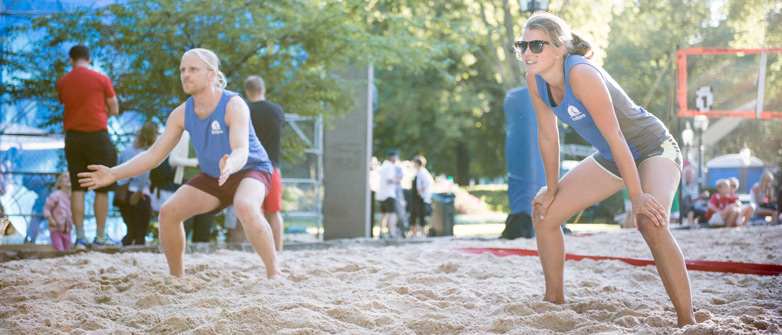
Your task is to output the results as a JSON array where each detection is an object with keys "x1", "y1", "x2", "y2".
[{"x1": 453, "y1": 248, "x2": 782, "y2": 276}]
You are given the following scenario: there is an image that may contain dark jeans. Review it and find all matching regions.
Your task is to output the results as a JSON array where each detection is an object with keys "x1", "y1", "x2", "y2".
[
  {"x1": 184, "y1": 213, "x2": 214, "y2": 242},
  {"x1": 118, "y1": 196, "x2": 152, "y2": 246}
]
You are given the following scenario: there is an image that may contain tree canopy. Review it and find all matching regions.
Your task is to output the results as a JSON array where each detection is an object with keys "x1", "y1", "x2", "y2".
[{"x1": 3, "y1": 0, "x2": 781, "y2": 182}]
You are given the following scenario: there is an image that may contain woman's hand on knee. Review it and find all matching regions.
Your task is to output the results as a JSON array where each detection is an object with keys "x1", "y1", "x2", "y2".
[
  {"x1": 532, "y1": 186, "x2": 557, "y2": 220},
  {"x1": 631, "y1": 193, "x2": 668, "y2": 229}
]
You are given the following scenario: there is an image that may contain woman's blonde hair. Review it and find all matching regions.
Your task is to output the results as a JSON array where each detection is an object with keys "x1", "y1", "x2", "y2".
[
  {"x1": 182, "y1": 48, "x2": 227, "y2": 89},
  {"x1": 760, "y1": 171, "x2": 775, "y2": 199},
  {"x1": 55, "y1": 172, "x2": 69, "y2": 191},
  {"x1": 522, "y1": 11, "x2": 593, "y2": 59},
  {"x1": 134, "y1": 121, "x2": 158, "y2": 149}
]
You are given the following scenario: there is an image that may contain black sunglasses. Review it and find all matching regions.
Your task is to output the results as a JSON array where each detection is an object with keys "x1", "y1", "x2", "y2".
[{"x1": 513, "y1": 40, "x2": 550, "y2": 56}]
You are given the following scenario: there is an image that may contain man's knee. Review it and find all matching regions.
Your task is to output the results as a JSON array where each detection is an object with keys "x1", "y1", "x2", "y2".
[
  {"x1": 233, "y1": 199, "x2": 260, "y2": 221},
  {"x1": 159, "y1": 201, "x2": 177, "y2": 223}
]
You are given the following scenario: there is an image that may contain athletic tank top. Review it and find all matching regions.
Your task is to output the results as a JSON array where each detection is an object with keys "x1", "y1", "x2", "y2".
[
  {"x1": 184, "y1": 90, "x2": 272, "y2": 178},
  {"x1": 535, "y1": 54, "x2": 668, "y2": 161}
]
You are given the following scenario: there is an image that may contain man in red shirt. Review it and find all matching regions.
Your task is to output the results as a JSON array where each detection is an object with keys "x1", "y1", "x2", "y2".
[{"x1": 57, "y1": 45, "x2": 119, "y2": 249}]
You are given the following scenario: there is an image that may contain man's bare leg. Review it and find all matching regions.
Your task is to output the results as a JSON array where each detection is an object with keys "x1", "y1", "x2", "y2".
[
  {"x1": 71, "y1": 190, "x2": 85, "y2": 234},
  {"x1": 234, "y1": 178, "x2": 280, "y2": 279},
  {"x1": 265, "y1": 211, "x2": 283, "y2": 251},
  {"x1": 158, "y1": 185, "x2": 219, "y2": 277},
  {"x1": 94, "y1": 191, "x2": 109, "y2": 232}
]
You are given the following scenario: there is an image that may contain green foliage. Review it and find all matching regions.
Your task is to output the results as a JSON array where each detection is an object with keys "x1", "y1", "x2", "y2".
[
  {"x1": 464, "y1": 184, "x2": 509, "y2": 214},
  {"x1": 4, "y1": 0, "x2": 781, "y2": 181},
  {"x1": 3, "y1": 0, "x2": 453, "y2": 129}
]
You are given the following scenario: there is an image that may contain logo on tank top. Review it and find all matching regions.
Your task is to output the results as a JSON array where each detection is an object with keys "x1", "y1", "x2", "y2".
[
  {"x1": 211, "y1": 120, "x2": 224, "y2": 135},
  {"x1": 567, "y1": 105, "x2": 586, "y2": 121}
]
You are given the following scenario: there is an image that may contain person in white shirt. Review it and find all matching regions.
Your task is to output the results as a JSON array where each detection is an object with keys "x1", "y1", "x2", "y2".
[
  {"x1": 377, "y1": 150, "x2": 400, "y2": 238},
  {"x1": 409, "y1": 155, "x2": 434, "y2": 238},
  {"x1": 116, "y1": 122, "x2": 157, "y2": 246},
  {"x1": 168, "y1": 131, "x2": 199, "y2": 186}
]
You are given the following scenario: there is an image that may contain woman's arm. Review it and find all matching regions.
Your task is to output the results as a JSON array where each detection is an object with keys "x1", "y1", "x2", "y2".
[
  {"x1": 569, "y1": 64, "x2": 667, "y2": 226},
  {"x1": 527, "y1": 72, "x2": 561, "y2": 219}
]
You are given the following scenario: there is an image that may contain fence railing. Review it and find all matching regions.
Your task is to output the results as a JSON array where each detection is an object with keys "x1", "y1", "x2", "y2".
[{"x1": 0, "y1": 113, "x2": 324, "y2": 244}]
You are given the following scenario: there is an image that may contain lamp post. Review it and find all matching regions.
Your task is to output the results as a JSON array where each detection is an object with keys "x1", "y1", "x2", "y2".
[
  {"x1": 693, "y1": 115, "x2": 709, "y2": 188},
  {"x1": 681, "y1": 121, "x2": 694, "y2": 163},
  {"x1": 740, "y1": 143, "x2": 751, "y2": 166},
  {"x1": 519, "y1": 0, "x2": 550, "y2": 13}
]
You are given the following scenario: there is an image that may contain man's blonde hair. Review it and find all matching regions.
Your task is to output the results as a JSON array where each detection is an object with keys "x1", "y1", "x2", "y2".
[{"x1": 182, "y1": 48, "x2": 227, "y2": 89}]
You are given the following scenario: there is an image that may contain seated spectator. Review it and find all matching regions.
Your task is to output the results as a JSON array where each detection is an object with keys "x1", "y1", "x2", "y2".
[
  {"x1": 727, "y1": 177, "x2": 753, "y2": 226},
  {"x1": 750, "y1": 171, "x2": 778, "y2": 222},
  {"x1": 705, "y1": 179, "x2": 740, "y2": 227},
  {"x1": 680, "y1": 166, "x2": 708, "y2": 225}
]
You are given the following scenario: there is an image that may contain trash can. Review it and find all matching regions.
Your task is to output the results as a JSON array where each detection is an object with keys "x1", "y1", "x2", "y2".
[{"x1": 429, "y1": 192, "x2": 455, "y2": 236}]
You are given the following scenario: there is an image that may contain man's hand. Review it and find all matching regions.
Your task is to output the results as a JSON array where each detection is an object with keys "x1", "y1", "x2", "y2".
[
  {"x1": 78, "y1": 165, "x2": 116, "y2": 190},
  {"x1": 218, "y1": 154, "x2": 231, "y2": 186}
]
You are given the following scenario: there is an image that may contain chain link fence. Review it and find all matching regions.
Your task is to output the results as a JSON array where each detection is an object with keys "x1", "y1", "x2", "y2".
[
  {"x1": 0, "y1": 114, "x2": 324, "y2": 244},
  {"x1": 279, "y1": 114, "x2": 324, "y2": 240}
]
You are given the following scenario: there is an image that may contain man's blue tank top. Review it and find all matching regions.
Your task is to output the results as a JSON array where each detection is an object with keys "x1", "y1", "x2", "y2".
[
  {"x1": 534, "y1": 55, "x2": 668, "y2": 161},
  {"x1": 184, "y1": 90, "x2": 272, "y2": 178}
]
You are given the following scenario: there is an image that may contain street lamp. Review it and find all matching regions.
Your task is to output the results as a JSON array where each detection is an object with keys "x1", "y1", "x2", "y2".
[
  {"x1": 519, "y1": 0, "x2": 550, "y2": 13},
  {"x1": 681, "y1": 121, "x2": 694, "y2": 162},
  {"x1": 693, "y1": 115, "x2": 709, "y2": 188},
  {"x1": 740, "y1": 143, "x2": 751, "y2": 166}
]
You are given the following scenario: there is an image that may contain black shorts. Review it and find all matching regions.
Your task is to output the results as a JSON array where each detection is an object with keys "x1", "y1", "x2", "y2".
[
  {"x1": 591, "y1": 134, "x2": 682, "y2": 180},
  {"x1": 380, "y1": 198, "x2": 396, "y2": 213},
  {"x1": 65, "y1": 130, "x2": 117, "y2": 192}
]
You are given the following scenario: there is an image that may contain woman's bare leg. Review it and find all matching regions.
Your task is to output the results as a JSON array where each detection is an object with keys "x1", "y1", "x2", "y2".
[
  {"x1": 532, "y1": 158, "x2": 624, "y2": 304},
  {"x1": 637, "y1": 157, "x2": 695, "y2": 326}
]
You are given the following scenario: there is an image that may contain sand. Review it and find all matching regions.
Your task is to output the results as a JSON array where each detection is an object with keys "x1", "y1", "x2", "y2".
[{"x1": 1, "y1": 226, "x2": 780, "y2": 334}]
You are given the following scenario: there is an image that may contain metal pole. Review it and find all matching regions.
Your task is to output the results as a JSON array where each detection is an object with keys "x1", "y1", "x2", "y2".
[
  {"x1": 757, "y1": 0, "x2": 769, "y2": 119},
  {"x1": 698, "y1": 130, "x2": 704, "y2": 188}
]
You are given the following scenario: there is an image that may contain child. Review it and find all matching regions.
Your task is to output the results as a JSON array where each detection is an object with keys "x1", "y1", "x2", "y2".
[
  {"x1": 727, "y1": 177, "x2": 754, "y2": 226},
  {"x1": 44, "y1": 172, "x2": 73, "y2": 251},
  {"x1": 705, "y1": 179, "x2": 740, "y2": 227}
]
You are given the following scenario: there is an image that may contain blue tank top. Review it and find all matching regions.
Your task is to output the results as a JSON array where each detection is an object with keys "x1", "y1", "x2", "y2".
[
  {"x1": 184, "y1": 90, "x2": 273, "y2": 178},
  {"x1": 535, "y1": 55, "x2": 668, "y2": 161}
]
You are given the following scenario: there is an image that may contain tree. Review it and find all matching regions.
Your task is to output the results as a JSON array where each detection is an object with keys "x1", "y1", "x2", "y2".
[
  {"x1": 2, "y1": 0, "x2": 451, "y2": 130},
  {"x1": 371, "y1": 0, "x2": 616, "y2": 183}
]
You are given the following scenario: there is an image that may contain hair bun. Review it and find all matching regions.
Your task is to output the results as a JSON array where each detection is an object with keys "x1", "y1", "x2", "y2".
[{"x1": 571, "y1": 32, "x2": 593, "y2": 59}]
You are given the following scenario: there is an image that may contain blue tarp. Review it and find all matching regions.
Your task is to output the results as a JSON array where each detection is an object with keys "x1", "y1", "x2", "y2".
[{"x1": 504, "y1": 87, "x2": 545, "y2": 216}]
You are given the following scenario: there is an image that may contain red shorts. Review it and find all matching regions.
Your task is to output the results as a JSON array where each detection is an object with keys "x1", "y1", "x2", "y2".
[
  {"x1": 262, "y1": 167, "x2": 282, "y2": 212},
  {"x1": 185, "y1": 169, "x2": 271, "y2": 214}
]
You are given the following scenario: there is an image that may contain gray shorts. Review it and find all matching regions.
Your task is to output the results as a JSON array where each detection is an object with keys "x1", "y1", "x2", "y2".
[{"x1": 591, "y1": 135, "x2": 682, "y2": 180}]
